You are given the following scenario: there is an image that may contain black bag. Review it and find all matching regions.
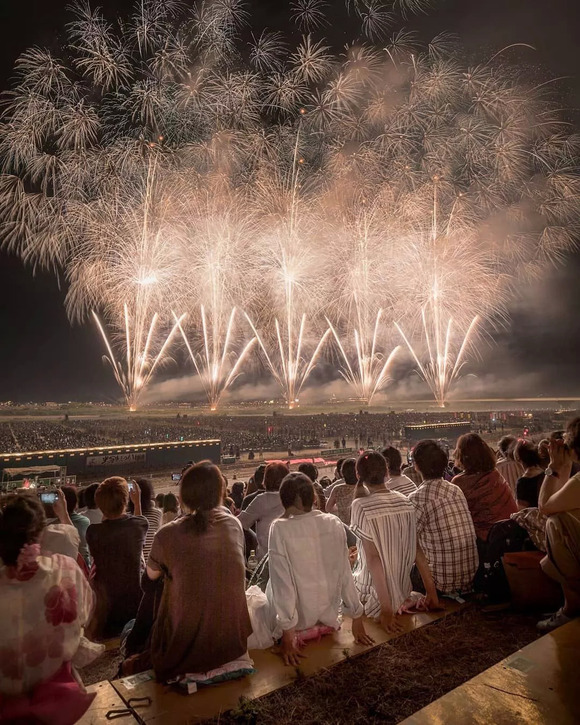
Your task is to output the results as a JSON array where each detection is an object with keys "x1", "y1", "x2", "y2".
[{"x1": 475, "y1": 518, "x2": 535, "y2": 603}]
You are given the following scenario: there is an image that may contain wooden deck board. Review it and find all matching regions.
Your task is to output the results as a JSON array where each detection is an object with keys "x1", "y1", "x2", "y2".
[
  {"x1": 400, "y1": 618, "x2": 580, "y2": 725},
  {"x1": 77, "y1": 679, "x2": 138, "y2": 724},
  {"x1": 110, "y1": 601, "x2": 462, "y2": 724}
]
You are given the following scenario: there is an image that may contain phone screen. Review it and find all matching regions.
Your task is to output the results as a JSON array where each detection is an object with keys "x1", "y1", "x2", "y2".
[
  {"x1": 128, "y1": 482, "x2": 135, "y2": 492},
  {"x1": 40, "y1": 492, "x2": 58, "y2": 505},
  {"x1": 171, "y1": 473, "x2": 181, "y2": 482}
]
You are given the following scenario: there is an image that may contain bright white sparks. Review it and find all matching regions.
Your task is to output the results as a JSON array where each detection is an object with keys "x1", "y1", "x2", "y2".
[{"x1": 1, "y1": 0, "x2": 579, "y2": 408}]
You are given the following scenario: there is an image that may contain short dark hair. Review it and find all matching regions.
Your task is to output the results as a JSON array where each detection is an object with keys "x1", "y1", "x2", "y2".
[
  {"x1": 84, "y1": 483, "x2": 99, "y2": 510},
  {"x1": 381, "y1": 446, "x2": 402, "y2": 475},
  {"x1": 96, "y1": 477, "x2": 129, "y2": 518},
  {"x1": 565, "y1": 417, "x2": 580, "y2": 457},
  {"x1": 280, "y1": 472, "x2": 315, "y2": 511},
  {"x1": 336, "y1": 458, "x2": 345, "y2": 476},
  {"x1": 498, "y1": 435, "x2": 517, "y2": 457},
  {"x1": 254, "y1": 464, "x2": 267, "y2": 489},
  {"x1": 340, "y1": 458, "x2": 357, "y2": 485},
  {"x1": 413, "y1": 440, "x2": 449, "y2": 479},
  {"x1": 298, "y1": 462, "x2": 318, "y2": 482},
  {"x1": 61, "y1": 485, "x2": 78, "y2": 515},
  {"x1": 264, "y1": 461, "x2": 289, "y2": 492},
  {"x1": 180, "y1": 461, "x2": 223, "y2": 533},
  {"x1": 514, "y1": 439, "x2": 541, "y2": 468},
  {"x1": 0, "y1": 495, "x2": 46, "y2": 567},
  {"x1": 356, "y1": 451, "x2": 387, "y2": 486},
  {"x1": 455, "y1": 433, "x2": 496, "y2": 475}
]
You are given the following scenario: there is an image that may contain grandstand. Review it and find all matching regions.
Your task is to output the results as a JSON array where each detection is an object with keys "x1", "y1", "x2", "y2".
[
  {"x1": 0, "y1": 439, "x2": 221, "y2": 488},
  {"x1": 404, "y1": 421, "x2": 472, "y2": 443}
]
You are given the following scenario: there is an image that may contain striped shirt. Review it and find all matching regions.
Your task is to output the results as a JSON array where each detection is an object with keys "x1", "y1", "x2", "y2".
[
  {"x1": 387, "y1": 474, "x2": 418, "y2": 498},
  {"x1": 351, "y1": 489, "x2": 416, "y2": 617},
  {"x1": 143, "y1": 507, "x2": 162, "y2": 562},
  {"x1": 409, "y1": 479, "x2": 479, "y2": 593}
]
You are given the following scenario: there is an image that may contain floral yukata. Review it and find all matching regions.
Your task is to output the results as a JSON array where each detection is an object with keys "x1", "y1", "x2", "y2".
[{"x1": 0, "y1": 546, "x2": 95, "y2": 697}]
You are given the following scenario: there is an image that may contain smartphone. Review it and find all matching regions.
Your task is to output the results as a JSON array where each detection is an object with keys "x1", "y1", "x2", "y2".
[
  {"x1": 127, "y1": 481, "x2": 135, "y2": 492},
  {"x1": 40, "y1": 491, "x2": 58, "y2": 505},
  {"x1": 171, "y1": 473, "x2": 181, "y2": 482}
]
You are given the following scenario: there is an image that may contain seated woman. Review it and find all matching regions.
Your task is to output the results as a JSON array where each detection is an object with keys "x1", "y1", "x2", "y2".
[
  {"x1": 267, "y1": 473, "x2": 374, "y2": 666},
  {"x1": 86, "y1": 477, "x2": 148, "y2": 639},
  {"x1": 145, "y1": 462, "x2": 252, "y2": 682},
  {"x1": 514, "y1": 439, "x2": 545, "y2": 509},
  {"x1": 0, "y1": 495, "x2": 100, "y2": 725},
  {"x1": 452, "y1": 433, "x2": 518, "y2": 542},
  {"x1": 326, "y1": 458, "x2": 358, "y2": 524}
]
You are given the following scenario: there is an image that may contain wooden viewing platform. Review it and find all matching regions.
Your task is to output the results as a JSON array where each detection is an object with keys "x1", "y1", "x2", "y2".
[
  {"x1": 401, "y1": 618, "x2": 580, "y2": 725},
  {"x1": 80, "y1": 611, "x2": 579, "y2": 724}
]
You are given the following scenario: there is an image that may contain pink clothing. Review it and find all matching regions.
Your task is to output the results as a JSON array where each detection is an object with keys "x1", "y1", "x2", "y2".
[
  {"x1": 0, "y1": 553, "x2": 95, "y2": 696},
  {"x1": 0, "y1": 662, "x2": 95, "y2": 725}
]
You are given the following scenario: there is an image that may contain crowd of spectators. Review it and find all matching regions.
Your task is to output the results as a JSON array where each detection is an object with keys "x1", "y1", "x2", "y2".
[
  {"x1": 2, "y1": 417, "x2": 580, "y2": 723},
  {"x1": 0, "y1": 409, "x2": 563, "y2": 456}
]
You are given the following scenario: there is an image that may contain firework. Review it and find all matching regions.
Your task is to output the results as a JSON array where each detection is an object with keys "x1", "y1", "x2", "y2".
[
  {"x1": 175, "y1": 309, "x2": 256, "y2": 411},
  {"x1": 0, "y1": 0, "x2": 578, "y2": 410},
  {"x1": 93, "y1": 308, "x2": 185, "y2": 411},
  {"x1": 175, "y1": 175, "x2": 258, "y2": 409},
  {"x1": 246, "y1": 125, "x2": 333, "y2": 408}
]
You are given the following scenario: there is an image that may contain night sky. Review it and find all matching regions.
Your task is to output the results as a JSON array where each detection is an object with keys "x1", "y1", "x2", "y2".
[{"x1": 0, "y1": 0, "x2": 579, "y2": 403}]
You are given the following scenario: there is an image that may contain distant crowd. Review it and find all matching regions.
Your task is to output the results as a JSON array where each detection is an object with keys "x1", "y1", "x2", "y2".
[
  {"x1": 1, "y1": 419, "x2": 580, "y2": 723},
  {"x1": 0, "y1": 409, "x2": 556, "y2": 455}
]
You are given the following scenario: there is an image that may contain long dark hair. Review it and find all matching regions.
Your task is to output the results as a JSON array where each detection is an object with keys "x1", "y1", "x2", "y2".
[
  {"x1": 455, "y1": 434, "x2": 496, "y2": 475},
  {"x1": 180, "y1": 461, "x2": 223, "y2": 533},
  {"x1": 0, "y1": 495, "x2": 46, "y2": 566}
]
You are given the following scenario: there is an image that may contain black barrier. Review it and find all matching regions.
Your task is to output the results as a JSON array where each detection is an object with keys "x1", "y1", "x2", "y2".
[{"x1": 0, "y1": 439, "x2": 221, "y2": 481}]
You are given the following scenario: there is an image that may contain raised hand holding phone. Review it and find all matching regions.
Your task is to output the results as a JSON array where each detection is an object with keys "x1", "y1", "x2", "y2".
[{"x1": 128, "y1": 479, "x2": 142, "y2": 516}]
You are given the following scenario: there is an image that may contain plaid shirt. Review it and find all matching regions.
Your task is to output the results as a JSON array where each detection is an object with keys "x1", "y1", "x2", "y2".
[{"x1": 409, "y1": 479, "x2": 479, "y2": 593}]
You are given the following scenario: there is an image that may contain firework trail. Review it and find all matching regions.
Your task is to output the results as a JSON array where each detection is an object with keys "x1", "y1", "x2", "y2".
[
  {"x1": 322, "y1": 186, "x2": 402, "y2": 403},
  {"x1": 247, "y1": 125, "x2": 332, "y2": 408},
  {"x1": 93, "y1": 308, "x2": 185, "y2": 411},
  {"x1": 175, "y1": 175, "x2": 258, "y2": 409}
]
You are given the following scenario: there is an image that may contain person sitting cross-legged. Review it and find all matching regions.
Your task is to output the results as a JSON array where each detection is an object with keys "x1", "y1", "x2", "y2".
[
  {"x1": 351, "y1": 451, "x2": 439, "y2": 634},
  {"x1": 267, "y1": 472, "x2": 374, "y2": 666},
  {"x1": 409, "y1": 440, "x2": 479, "y2": 595},
  {"x1": 537, "y1": 418, "x2": 580, "y2": 631}
]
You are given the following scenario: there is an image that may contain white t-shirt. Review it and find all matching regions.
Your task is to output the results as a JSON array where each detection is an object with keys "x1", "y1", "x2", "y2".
[{"x1": 268, "y1": 510, "x2": 363, "y2": 632}]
